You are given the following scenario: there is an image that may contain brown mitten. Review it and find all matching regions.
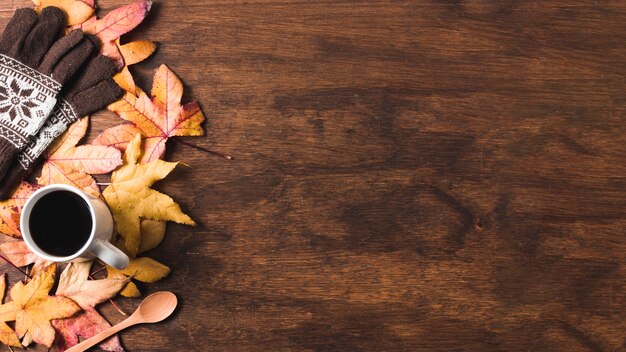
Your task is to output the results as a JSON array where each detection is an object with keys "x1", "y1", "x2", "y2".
[
  {"x1": 0, "y1": 54, "x2": 122, "y2": 199},
  {"x1": 0, "y1": 7, "x2": 95, "y2": 180}
]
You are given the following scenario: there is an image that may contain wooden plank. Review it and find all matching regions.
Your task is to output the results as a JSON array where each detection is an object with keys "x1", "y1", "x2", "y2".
[{"x1": 0, "y1": 0, "x2": 625, "y2": 350}]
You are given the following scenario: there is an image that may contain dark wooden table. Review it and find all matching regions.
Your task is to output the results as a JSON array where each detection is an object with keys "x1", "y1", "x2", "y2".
[{"x1": 2, "y1": 0, "x2": 626, "y2": 351}]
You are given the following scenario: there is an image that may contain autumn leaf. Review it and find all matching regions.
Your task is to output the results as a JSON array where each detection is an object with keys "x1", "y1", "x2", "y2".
[
  {"x1": 33, "y1": 0, "x2": 95, "y2": 26},
  {"x1": 114, "y1": 39, "x2": 157, "y2": 94},
  {"x1": 54, "y1": 308, "x2": 123, "y2": 352},
  {"x1": 102, "y1": 134, "x2": 194, "y2": 257},
  {"x1": 107, "y1": 257, "x2": 170, "y2": 297},
  {"x1": 0, "y1": 264, "x2": 81, "y2": 347},
  {"x1": 97, "y1": 64, "x2": 205, "y2": 162},
  {"x1": 0, "y1": 274, "x2": 21, "y2": 347},
  {"x1": 53, "y1": 261, "x2": 127, "y2": 351},
  {"x1": 0, "y1": 241, "x2": 38, "y2": 267},
  {"x1": 0, "y1": 182, "x2": 40, "y2": 238},
  {"x1": 56, "y1": 261, "x2": 128, "y2": 309},
  {"x1": 81, "y1": 0, "x2": 153, "y2": 69},
  {"x1": 0, "y1": 241, "x2": 51, "y2": 279},
  {"x1": 37, "y1": 117, "x2": 122, "y2": 198},
  {"x1": 139, "y1": 219, "x2": 166, "y2": 254}
]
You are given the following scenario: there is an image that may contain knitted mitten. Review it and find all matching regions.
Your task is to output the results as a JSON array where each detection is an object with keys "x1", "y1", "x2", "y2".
[
  {"x1": 0, "y1": 54, "x2": 122, "y2": 199},
  {"x1": 0, "y1": 7, "x2": 95, "y2": 180}
]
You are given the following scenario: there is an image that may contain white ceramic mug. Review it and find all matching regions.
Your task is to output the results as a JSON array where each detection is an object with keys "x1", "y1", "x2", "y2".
[{"x1": 20, "y1": 184, "x2": 129, "y2": 269}]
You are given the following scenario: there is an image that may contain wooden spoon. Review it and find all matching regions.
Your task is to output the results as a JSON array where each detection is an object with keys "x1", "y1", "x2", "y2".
[{"x1": 66, "y1": 291, "x2": 178, "y2": 352}]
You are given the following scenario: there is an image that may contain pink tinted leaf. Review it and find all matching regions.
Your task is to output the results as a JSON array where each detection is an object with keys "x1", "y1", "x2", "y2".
[
  {"x1": 84, "y1": 0, "x2": 152, "y2": 43},
  {"x1": 0, "y1": 241, "x2": 37, "y2": 267},
  {"x1": 39, "y1": 118, "x2": 122, "y2": 197},
  {"x1": 101, "y1": 41, "x2": 125, "y2": 70},
  {"x1": 53, "y1": 307, "x2": 123, "y2": 352},
  {"x1": 140, "y1": 136, "x2": 167, "y2": 163},
  {"x1": 38, "y1": 163, "x2": 101, "y2": 198},
  {"x1": 94, "y1": 124, "x2": 142, "y2": 152},
  {"x1": 70, "y1": 15, "x2": 96, "y2": 31},
  {"x1": 50, "y1": 145, "x2": 122, "y2": 175}
]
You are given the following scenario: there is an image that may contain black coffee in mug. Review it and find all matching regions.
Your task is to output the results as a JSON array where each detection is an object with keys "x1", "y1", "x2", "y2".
[{"x1": 29, "y1": 190, "x2": 93, "y2": 257}]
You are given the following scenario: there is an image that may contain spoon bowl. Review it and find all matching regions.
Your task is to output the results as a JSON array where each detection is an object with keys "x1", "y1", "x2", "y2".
[{"x1": 134, "y1": 291, "x2": 178, "y2": 323}]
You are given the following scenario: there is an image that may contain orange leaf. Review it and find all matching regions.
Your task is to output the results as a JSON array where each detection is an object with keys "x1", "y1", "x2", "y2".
[
  {"x1": 0, "y1": 182, "x2": 40, "y2": 238},
  {"x1": 113, "y1": 67, "x2": 136, "y2": 93},
  {"x1": 119, "y1": 40, "x2": 156, "y2": 66},
  {"x1": 113, "y1": 40, "x2": 157, "y2": 93},
  {"x1": 33, "y1": 0, "x2": 95, "y2": 26},
  {"x1": 102, "y1": 65, "x2": 205, "y2": 162},
  {"x1": 37, "y1": 117, "x2": 122, "y2": 198}
]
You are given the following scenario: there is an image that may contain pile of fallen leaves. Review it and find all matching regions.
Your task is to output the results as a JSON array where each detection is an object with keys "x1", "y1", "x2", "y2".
[{"x1": 0, "y1": 0, "x2": 205, "y2": 350}]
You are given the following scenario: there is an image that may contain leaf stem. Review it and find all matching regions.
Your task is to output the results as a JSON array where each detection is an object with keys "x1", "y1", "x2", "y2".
[
  {"x1": 0, "y1": 254, "x2": 31, "y2": 278},
  {"x1": 174, "y1": 139, "x2": 233, "y2": 160},
  {"x1": 88, "y1": 272, "x2": 127, "y2": 316},
  {"x1": 90, "y1": 266, "x2": 107, "y2": 276},
  {"x1": 109, "y1": 298, "x2": 127, "y2": 316}
]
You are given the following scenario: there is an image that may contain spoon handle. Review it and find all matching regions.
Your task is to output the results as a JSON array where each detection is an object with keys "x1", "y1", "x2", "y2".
[{"x1": 65, "y1": 316, "x2": 139, "y2": 352}]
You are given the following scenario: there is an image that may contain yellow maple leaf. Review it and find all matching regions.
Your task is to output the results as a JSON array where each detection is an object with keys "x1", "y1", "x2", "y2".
[
  {"x1": 139, "y1": 219, "x2": 166, "y2": 254},
  {"x1": 106, "y1": 257, "x2": 170, "y2": 297},
  {"x1": 0, "y1": 274, "x2": 21, "y2": 348},
  {"x1": 103, "y1": 134, "x2": 195, "y2": 257},
  {"x1": 0, "y1": 264, "x2": 81, "y2": 347}
]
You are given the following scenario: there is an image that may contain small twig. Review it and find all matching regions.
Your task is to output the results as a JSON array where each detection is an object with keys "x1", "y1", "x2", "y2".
[
  {"x1": 97, "y1": 183, "x2": 111, "y2": 186},
  {"x1": 90, "y1": 266, "x2": 107, "y2": 276},
  {"x1": 109, "y1": 298, "x2": 127, "y2": 316},
  {"x1": 175, "y1": 139, "x2": 233, "y2": 160},
  {"x1": 8, "y1": 345, "x2": 14, "y2": 352},
  {"x1": 88, "y1": 272, "x2": 127, "y2": 316},
  {"x1": 0, "y1": 254, "x2": 30, "y2": 278}
]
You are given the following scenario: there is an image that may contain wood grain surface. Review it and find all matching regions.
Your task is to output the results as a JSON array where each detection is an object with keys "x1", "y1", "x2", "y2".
[{"x1": 2, "y1": 0, "x2": 626, "y2": 351}]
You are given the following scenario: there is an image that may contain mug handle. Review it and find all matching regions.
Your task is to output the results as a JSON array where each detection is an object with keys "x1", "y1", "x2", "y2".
[{"x1": 91, "y1": 241, "x2": 130, "y2": 269}]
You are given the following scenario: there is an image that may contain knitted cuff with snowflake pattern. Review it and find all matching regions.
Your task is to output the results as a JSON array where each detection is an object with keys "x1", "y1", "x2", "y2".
[
  {"x1": 0, "y1": 54, "x2": 122, "y2": 199},
  {"x1": 0, "y1": 7, "x2": 96, "y2": 182}
]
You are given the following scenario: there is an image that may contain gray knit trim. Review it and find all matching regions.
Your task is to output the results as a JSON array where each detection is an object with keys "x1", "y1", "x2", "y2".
[
  {"x1": 17, "y1": 99, "x2": 76, "y2": 169},
  {"x1": 0, "y1": 54, "x2": 61, "y2": 149}
]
